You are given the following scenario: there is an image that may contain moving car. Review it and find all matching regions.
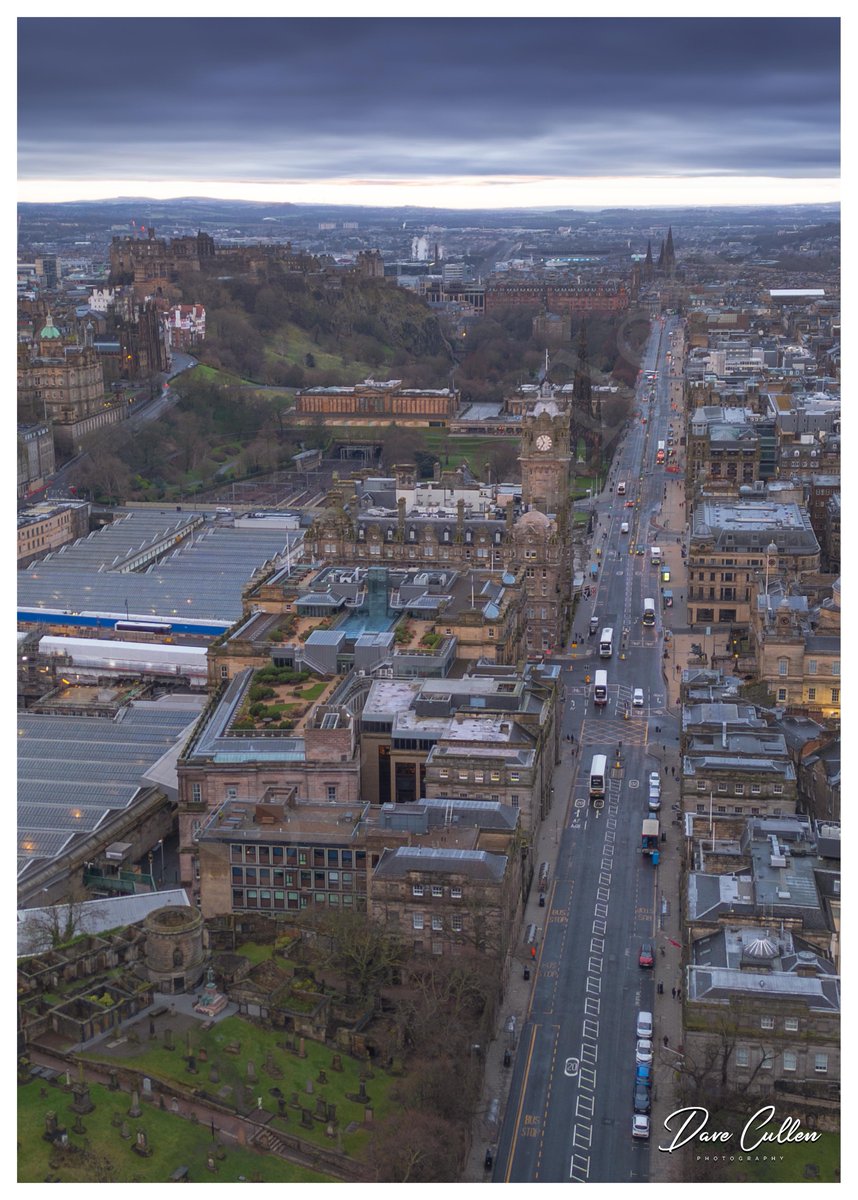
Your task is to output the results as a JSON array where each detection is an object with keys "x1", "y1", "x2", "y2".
[
  {"x1": 621, "y1": 522, "x2": 630, "y2": 534},
  {"x1": 625, "y1": 500, "x2": 635, "y2": 508},
  {"x1": 632, "y1": 1113, "x2": 651, "y2": 1140},
  {"x1": 635, "y1": 544, "x2": 646, "y2": 556},
  {"x1": 589, "y1": 616, "x2": 600, "y2": 634},
  {"x1": 636, "y1": 1010, "x2": 653, "y2": 1039},
  {"x1": 636, "y1": 1038, "x2": 653, "y2": 1065},
  {"x1": 633, "y1": 687, "x2": 644, "y2": 707},
  {"x1": 638, "y1": 941, "x2": 654, "y2": 968}
]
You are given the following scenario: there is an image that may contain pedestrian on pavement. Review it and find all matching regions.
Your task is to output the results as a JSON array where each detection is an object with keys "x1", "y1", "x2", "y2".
[
  {"x1": 663, "y1": 1035, "x2": 669, "y2": 1047},
  {"x1": 671, "y1": 987, "x2": 676, "y2": 999},
  {"x1": 671, "y1": 765, "x2": 676, "y2": 777},
  {"x1": 677, "y1": 988, "x2": 682, "y2": 1001}
]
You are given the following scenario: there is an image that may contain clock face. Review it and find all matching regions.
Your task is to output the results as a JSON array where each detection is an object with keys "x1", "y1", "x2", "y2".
[{"x1": 536, "y1": 434, "x2": 553, "y2": 452}]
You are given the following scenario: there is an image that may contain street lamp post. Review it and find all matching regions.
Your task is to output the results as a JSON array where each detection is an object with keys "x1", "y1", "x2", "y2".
[{"x1": 157, "y1": 839, "x2": 165, "y2": 884}]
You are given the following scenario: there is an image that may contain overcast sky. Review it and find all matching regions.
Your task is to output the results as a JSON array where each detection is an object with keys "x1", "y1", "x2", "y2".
[{"x1": 17, "y1": 16, "x2": 840, "y2": 207}]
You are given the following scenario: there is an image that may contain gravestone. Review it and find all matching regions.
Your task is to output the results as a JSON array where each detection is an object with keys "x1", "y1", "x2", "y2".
[
  {"x1": 327, "y1": 1102, "x2": 337, "y2": 1124},
  {"x1": 290, "y1": 1092, "x2": 300, "y2": 1109},
  {"x1": 314, "y1": 1096, "x2": 327, "y2": 1121},
  {"x1": 43, "y1": 1112, "x2": 58, "y2": 1142},
  {"x1": 149, "y1": 1020, "x2": 156, "y2": 1040},
  {"x1": 209, "y1": 1064, "x2": 220, "y2": 1085},
  {"x1": 364, "y1": 1052, "x2": 375, "y2": 1080},
  {"x1": 277, "y1": 1097, "x2": 286, "y2": 1118},
  {"x1": 246, "y1": 1061, "x2": 256, "y2": 1084},
  {"x1": 305, "y1": 1078, "x2": 313, "y2": 1095},
  {"x1": 317, "y1": 1068, "x2": 327, "y2": 1085},
  {"x1": 133, "y1": 1129, "x2": 152, "y2": 1158},
  {"x1": 128, "y1": 1089, "x2": 142, "y2": 1119},
  {"x1": 120, "y1": 1121, "x2": 131, "y2": 1140},
  {"x1": 186, "y1": 1055, "x2": 197, "y2": 1075},
  {"x1": 71, "y1": 1081, "x2": 94, "y2": 1115},
  {"x1": 39, "y1": 1086, "x2": 48, "y2": 1099},
  {"x1": 300, "y1": 1107, "x2": 314, "y2": 1129},
  {"x1": 111, "y1": 1112, "x2": 123, "y2": 1128},
  {"x1": 108, "y1": 1069, "x2": 120, "y2": 1091},
  {"x1": 330, "y1": 1053, "x2": 343, "y2": 1072},
  {"x1": 325, "y1": 1121, "x2": 336, "y2": 1139},
  {"x1": 198, "y1": 1047, "x2": 208, "y2": 1063},
  {"x1": 158, "y1": 1095, "x2": 166, "y2": 1110},
  {"x1": 72, "y1": 1114, "x2": 86, "y2": 1136},
  {"x1": 364, "y1": 1106, "x2": 374, "y2": 1124},
  {"x1": 171, "y1": 1098, "x2": 179, "y2": 1113},
  {"x1": 206, "y1": 1155, "x2": 218, "y2": 1173},
  {"x1": 142, "y1": 1077, "x2": 152, "y2": 1098},
  {"x1": 299, "y1": 1036, "x2": 307, "y2": 1058}
]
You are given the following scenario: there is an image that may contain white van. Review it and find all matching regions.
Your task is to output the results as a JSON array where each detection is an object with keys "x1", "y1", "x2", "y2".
[
  {"x1": 636, "y1": 1010, "x2": 653, "y2": 1039},
  {"x1": 617, "y1": 481, "x2": 627, "y2": 495},
  {"x1": 620, "y1": 521, "x2": 630, "y2": 534}
]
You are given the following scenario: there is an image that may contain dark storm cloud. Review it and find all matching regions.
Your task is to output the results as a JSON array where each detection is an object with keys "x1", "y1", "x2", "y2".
[{"x1": 18, "y1": 17, "x2": 840, "y2": 180}]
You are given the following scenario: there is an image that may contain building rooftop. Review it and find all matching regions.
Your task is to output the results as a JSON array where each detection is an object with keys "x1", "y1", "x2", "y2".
[
  {"x1": 17, "y1": 698, "x2": 205, "y2": 880},
  {"x1": 374, "y1": 844, "x2": 507, "y2": 882}
]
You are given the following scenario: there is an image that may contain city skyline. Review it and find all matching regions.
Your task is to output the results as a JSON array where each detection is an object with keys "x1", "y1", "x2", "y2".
[{"x1": 18, "y1": 15, "x2": 840, "y2": 209}]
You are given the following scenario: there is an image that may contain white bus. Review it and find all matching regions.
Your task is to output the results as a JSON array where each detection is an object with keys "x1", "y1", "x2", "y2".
[
  {"x1": 589, "y1": 754, "x2": 607, "y2": 804},
  {"x1": 599, "y1": 627, "x2": 614, "y2": 658},
  {"x1": 650, "y1": 546, "x2": 662, "y2": 565},
  {"x1": 642, "y1": 597, "x2": 656, "y2": 627},
  {"x1": 593, "y1": 669, "x2": 608, "y2": 706}
]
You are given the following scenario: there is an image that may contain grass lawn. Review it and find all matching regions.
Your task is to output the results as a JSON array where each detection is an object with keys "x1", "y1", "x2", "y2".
[
  {"x1": 712, "y1": 1130, "x2": 839, "y2": 1183},
  {"x1": 298, "y1": 682, "x2": 328, "y2": 701},
  {"x1": 82, "y1": 1013, "x2": 395, "y2": 1159},
  {"x1": 267, "y1": 322, "x2": 383, "y2": 381},
  {"x1": 18, "y1": 1078, "x2": 330, "y2": 1183}
]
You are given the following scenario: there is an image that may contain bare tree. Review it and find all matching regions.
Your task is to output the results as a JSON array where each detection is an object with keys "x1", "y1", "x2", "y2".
[{"x1": 20, "y1": 885, "x2": 89, "y2": 954}]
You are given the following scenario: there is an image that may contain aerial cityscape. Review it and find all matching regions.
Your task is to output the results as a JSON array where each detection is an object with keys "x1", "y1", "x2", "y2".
[{"x1": 17, "y1": 15, "x2": 840, "y2": 1187}]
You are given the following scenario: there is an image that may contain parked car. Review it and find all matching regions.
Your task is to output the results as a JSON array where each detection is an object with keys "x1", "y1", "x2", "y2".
[
  {"x1": 632, "y1": 1113, "x2": 651, "y2": 1140},
  {"x1": 633, "y1": 687, "x2": 644, "y2": 707},
  {"x1": 649, "y1": 772, "x2": 661, "y2": 794},
  {"x1": 635, "y1": 1063, "x2": 653, "y2": 1088},
  {"x1": 636, "y1": 1010, "x2": 653, "y2": 1039},
  {"x1": 648, "y1": 792, "x2": 661, "y2": 813},
  {"x1": 638, "y1": 941, "x2": 654, "y2": 968},
  {"x1": 633, "y1": 1083, "x2": 652, "y2": 1114},
  {"x1": 635, "y1": 1038, "x2": 653, "y2": 1065}
]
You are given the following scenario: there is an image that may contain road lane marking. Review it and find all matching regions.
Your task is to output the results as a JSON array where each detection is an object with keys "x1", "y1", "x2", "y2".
[{"x1": 503, "y1": 1021, "x2": 541, "y2": 1182}]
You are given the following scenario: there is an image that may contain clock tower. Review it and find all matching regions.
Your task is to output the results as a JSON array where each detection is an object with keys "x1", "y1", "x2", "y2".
[{"x1": 520, "y1": 395, "x2": 572, "y2": 520}]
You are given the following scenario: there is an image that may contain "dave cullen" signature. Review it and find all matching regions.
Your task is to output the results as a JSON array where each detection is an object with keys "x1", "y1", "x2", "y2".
[{"x1": 659, "y1": 1105, "x2": 821, "y2": 1153}]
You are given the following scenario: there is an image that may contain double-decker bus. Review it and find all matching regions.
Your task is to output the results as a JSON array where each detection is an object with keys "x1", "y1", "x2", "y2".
[
  {"x1": 589, "y1": 754, "x2": 607, "y2": 806},
  {"x1": 656, "y1": 441, "x2": 666, "y2": 464}
]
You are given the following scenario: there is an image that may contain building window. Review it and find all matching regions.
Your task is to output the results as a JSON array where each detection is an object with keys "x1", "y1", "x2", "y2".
[
  {"x1": 760, "y1": 1053, "x2": 773, "y2": 1071},
  {"x1": 782, "y1": 1051, "x2": 797, "y2": 1072},
  {"x1": 431, "y1": 885, "x2": 443, "y2": 898},
  {"x1": 808, "y1": 687, "x2": 817, "y2": 701},
  {"x1": 814, "y1": 1054, "x2": 828, "y2": 1074},
  {"x1": 220, "y1": 665, "x2": 229, "y2": 680},
  {"x1": 439, "y1": 768, "x2": 449, "y2": 779},
  {"x1": 751, "y1": 783, "x2": 761, "y2": 795},
  {"x1": 191, "y1": 783, "x2": 201, "y2": 804},
  {"x1": 778, "y1": 659, "x2": 789, "y2": 676},
  {"x1": 734, "y1": 784, "x2": 744, "y2": 795},
  {"x1": 784, "y1": 1018, "x2": 799, "y2": 1032},
  {"x1": 412, "y1": 913, "x2": 424, "y2": 930},
  {"x1": 696, "y1": 781, "x2": 706, "y2": 792},
  {"x1": 511, "y1": 795, "x2": 519, "y2": 807},
  {"x1": 717, "y1": 782, "x2": 728, "y2": 793},
  {"x1": 807, "y1": 659, "x2": 818, "y2": 675},
  {"x1": 431, "y1": 916, "x2": 443, "y2": 931},
  {"x1": 736, "y1": 1046, "x2": 750, "y2": 1068},
  {"x1": 832, "y1": 661, "x2": 840, "y2": 676},
  {"x1": 412, "y1": 884, "x2": 424, "y2": 897},
  {"x1": 831, "y1": 688, "x2": 839, "y2": 703},
  {"x1": 226, "y1": 786, "x2": 237, "y2": 800},
  {"x1": 326, "y1": 785, "x2": 337, "y2": 802},
  {"x1": 450, "y1": 886, "x2": 462, "y2": 900},
  {"x1": 772, "y1": 784, "x2": 783, "y2": 795},
  {"x1": 777, "y1": 688, "x2": 787, "y2": 702},
  {"x1": 451, "y1": 914, "x2": 463, "y2": 932},
  {"x1": 760, "y1": 1016, "x2": 775, "y2": 1030}
]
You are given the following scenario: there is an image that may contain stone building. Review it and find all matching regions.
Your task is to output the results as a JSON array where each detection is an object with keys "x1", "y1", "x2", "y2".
[
  {"x1": 750, "y1": 579, "x2": 840, "y2": 721},
  {"x1": 143, "y1": 904, "x2": 205, "y2": 994},
  {"x1": 484, "y1": 281, "x2": 629, "y2": 316},
  {"x1": 685, "y1": 405, "x2": 761, "y2": 507},
  {"x1": 177, "y1": 671, "x2": 360, "y2": 896},
  {"x1": 686, "y1": 499, "x2": 820, "y2": 628},
  {"x1": 17, "y1": 315, "x2": 119, "y2": 456},
  {"x1": 17, "y1": 499, "x2": 91, "y2": 567},
  {"x1": 295, "y1": 378, "x2": 458, "y2": 422},
  {"x1": 684, "y1": 924, "x2": 839, "y2": 1099}
]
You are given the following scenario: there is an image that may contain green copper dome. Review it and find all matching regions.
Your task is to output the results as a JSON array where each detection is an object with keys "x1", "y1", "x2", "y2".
[{"x1": 39, "y1": 313, "x2": 61, "y2": 339}]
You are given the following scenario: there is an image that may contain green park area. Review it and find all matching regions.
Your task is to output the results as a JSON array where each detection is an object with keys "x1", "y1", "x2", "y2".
[
  {"x1": 18, "y1": 1077, "x2": 330, "y2": 1184},
  {"x1": 705, "y1": 1129, "x2": 839, "y2": 1184},
  {"x1": 79, "y1": 1012, "x2": 396, "y2": 1160}
]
